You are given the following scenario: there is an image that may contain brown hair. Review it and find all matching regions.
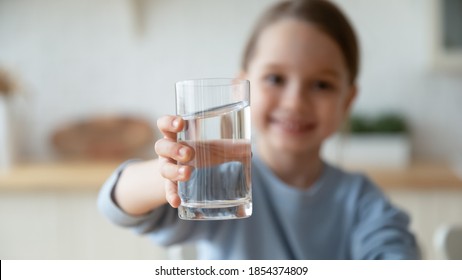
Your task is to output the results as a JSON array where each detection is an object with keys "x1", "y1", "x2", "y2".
[{"x1": 241, "y1": 0, "x2": 360, "y2": 84}]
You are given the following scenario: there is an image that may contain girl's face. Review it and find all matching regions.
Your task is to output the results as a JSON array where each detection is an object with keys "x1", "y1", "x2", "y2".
[{"x1": 243, "y1": 19, "x2": 357, "y2": 157}]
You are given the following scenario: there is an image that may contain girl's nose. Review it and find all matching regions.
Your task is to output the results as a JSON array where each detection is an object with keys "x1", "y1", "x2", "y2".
[{"x1": 281, "y1": 82, "x2": 311, "y2": 112}]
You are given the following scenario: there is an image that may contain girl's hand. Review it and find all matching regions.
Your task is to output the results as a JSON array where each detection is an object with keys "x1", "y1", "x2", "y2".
[
  {"x1": 155, "y1": 115, "x2": 251, "y2": 209},
  {"x1": 154, "y1": 115, "x2": 195, "y2": 208}
]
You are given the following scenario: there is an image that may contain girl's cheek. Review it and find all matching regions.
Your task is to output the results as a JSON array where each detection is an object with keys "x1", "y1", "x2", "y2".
[{"x1": 251, "y1": 104, "x2": 268, "y2": 127}]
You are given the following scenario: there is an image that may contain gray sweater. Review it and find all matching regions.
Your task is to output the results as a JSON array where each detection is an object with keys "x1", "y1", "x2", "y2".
[{"x1": 98, "y1": 155, "x2": 420, "y2": 259}]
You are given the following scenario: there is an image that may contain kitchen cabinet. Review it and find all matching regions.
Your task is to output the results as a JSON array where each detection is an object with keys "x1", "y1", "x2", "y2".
[
  {"x1": 1, "y1": 161, "x2": 461, "y2": 259},
  {"x1": 0, "y1": 162, "x2": 169, "y2": 259}
]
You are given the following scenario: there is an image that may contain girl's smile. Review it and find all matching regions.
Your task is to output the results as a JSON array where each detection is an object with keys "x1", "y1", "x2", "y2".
[{"x1": 269, "y1": 115, "x2": 317, "y2": 135}]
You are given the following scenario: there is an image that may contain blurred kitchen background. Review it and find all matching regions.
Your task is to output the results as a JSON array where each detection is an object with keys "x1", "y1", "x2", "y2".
[{"x1": 1, "y1": 0, "x2": 461, "y2": 260}]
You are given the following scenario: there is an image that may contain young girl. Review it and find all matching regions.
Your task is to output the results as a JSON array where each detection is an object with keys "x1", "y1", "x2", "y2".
[{"x1": 98, "y1": 0, "x2": 420, "y2": 259}]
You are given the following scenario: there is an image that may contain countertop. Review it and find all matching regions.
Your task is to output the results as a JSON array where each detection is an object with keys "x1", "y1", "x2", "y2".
[
  {"x1": 0, "y1": 160, "x2": 461, "y2": 191},
  {"x1": 0, "y1": 161, "x2": 120, "y2": 191}
]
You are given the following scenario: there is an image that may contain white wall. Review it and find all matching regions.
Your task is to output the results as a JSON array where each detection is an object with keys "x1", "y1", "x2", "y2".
[
  {"x1": 337, "y1": 0, "x2": 462, "y2": 162},
  {"x1": 0, "y1": 0, "x2": 461, "y2": 162}
]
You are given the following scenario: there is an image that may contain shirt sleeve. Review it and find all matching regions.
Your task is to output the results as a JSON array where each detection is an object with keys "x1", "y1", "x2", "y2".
[
  {"x1": 96, "y1": 160, "x2": 208, "y2": 246},
  {"x1": 350, "y1": 177, "x2": 421, "y2": 260},
  {"x1": 96, "y1": 160, "x2": 169, "y2": 230}
]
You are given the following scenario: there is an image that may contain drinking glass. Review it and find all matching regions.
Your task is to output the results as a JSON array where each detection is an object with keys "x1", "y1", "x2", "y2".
[{"x1": 175, "y1": 78, "x2": 252, "y2": 220}]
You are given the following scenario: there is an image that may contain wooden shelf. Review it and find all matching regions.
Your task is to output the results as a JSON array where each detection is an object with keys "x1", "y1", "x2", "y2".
[
  {"x1": 0, "y1": 161, "x2": 120, "y2": 191},
  {"x1": 0, "y1": 160, "x2": 461, "y2": 191},
  {"x1": 345, "y1": 162, "x2": 462, "y2": 190}
]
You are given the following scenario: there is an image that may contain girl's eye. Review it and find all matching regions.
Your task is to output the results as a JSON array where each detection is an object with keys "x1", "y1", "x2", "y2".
[
  {"x1": 265, "y1": 74, "x2": 285, "y2": 86},
  {"x1": 312, "y1": 80, "x2": 333, "y2": 91}
]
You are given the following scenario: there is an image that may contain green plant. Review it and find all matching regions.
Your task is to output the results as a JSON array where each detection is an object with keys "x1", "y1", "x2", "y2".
[{"x1": 348, "y1": 113, "x2": 408, "y2": 134}]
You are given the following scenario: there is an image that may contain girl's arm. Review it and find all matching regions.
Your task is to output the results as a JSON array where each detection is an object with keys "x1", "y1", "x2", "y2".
[
  {"x1": 112, "y1": 116, "x2": 194, "y2": 216},
  {"x1": 113, "y1": 159, "x2": 166, "y2": 216}
]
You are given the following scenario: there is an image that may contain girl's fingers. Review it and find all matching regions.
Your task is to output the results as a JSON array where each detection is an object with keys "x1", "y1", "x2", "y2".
[
  {"x1": 156, "y1": 115, "x2": 190, "y2": 209},
  {"x1": 159, "y1": 159, "x2": 194, "y2": 182},
  {"x1": 165, "y1": 180, "x2": 181, "y2": 208},
  {"x1": 157, "y1": 115, "x2": 184, "y2": 140},
  {"x1": 154, "y1": 138, "x2": 194, "y2": 163}
]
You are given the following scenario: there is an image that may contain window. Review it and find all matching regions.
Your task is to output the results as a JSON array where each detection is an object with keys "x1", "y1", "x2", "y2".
[{"x1": 433, "y1": 0, "x2": 462, "y2": 71}]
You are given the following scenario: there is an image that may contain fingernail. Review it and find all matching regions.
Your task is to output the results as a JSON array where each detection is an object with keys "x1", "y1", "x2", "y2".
[
  {"x1": 178, "y1": 166, "x2": 185, "y2": 175},
  {"x1": 172, "y1": 118, "x2": 179, "y2": 128},
  {"x1": 179, "y1": 147, "x2": 187, "y2": 157}
]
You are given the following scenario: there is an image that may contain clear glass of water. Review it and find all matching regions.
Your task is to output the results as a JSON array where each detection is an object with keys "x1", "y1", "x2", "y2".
[{"x1": 175, "y1": 78, "x2": 252, "y2": 220}]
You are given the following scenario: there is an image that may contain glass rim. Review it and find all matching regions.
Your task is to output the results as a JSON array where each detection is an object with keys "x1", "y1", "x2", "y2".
[{"x1": 175, "y1": 78, "x2": 249, "y2": 87}]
